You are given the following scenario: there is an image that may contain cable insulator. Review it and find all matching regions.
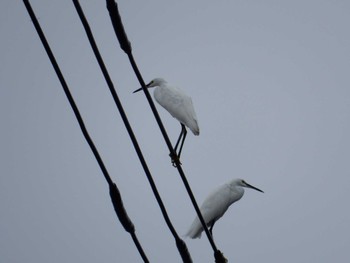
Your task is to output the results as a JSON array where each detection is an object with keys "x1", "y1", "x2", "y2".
[
  {"x1": 175, "y1": 238, "x2": 193, "y2": 263},
  {"x1": 106, "y1": 0, "x2": 131, "y2": 54},
  {"x1": 109, "y1": 183, "x2": 135, "y2": 233},
  {"x1": 215, "y1": 250, "x2": 228, "y2": 263}
]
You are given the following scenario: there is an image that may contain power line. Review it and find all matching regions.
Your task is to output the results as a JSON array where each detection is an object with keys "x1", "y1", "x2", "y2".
[
  {"x1": 23, "y1": 1, "x2": 149, "y2": 262},
  {"x1": 71, "y1": 0, "x2": 192, "y2": 262},
  {"x1": 106, "y1": 1, "x2": 227, "y2": 262}
]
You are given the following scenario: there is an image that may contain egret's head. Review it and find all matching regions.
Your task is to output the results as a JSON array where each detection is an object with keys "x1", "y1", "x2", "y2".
[
  {"x1": 147, "y1": 78, "x2": 167, "y2": 87},
  {"x1": 236, "y1": 179, "x2": 264, "y2": 193},
  {"x1": 133, "y1": 78, "x2": 167, "y2": 93}
]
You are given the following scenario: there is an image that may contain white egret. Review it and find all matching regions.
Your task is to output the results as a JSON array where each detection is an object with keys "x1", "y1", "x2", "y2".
[
  {"x1": 133, "y1": 78, "x2": 199, "y2": 165},
  {"x1": 186, "y1": 178, "x2": 263, "y2": 239}
]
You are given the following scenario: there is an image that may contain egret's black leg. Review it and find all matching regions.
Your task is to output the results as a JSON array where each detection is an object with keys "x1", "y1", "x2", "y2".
[
  {"x1": 209, "y1": 221, "x2": 216, "y2": 237},
  {"x1": 177, "y1": 125, "x2": 187, "y2": 159},
  {"x1": 174, "y1": 124, "x2": 185, "y2": 153},
  {"x1": 170, "y1": 124, "x2": 185, "y2": 167}
]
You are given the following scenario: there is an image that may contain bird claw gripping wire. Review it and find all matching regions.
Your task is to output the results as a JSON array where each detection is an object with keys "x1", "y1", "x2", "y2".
[{"x1": 169, "y1": 152, "x2": 182, "y2": 167}]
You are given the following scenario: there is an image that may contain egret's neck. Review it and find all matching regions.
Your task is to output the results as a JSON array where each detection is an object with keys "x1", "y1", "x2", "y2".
[
  {"x1": 230, "y1": 185, "x2": 244, "y2": 198},
  {"x1": 157, "y1": 82, "x2": 167, "y2": 88}
]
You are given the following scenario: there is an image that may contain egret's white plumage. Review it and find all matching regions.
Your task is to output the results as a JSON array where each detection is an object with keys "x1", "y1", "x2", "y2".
[
  {"x1": 133, "y1": 78, "x2": 199, "y2": 164},
  {"x1": 186, "y1": 178, "x2": 263, "y2": 239},
  {"x1": 151, "y1": 78, "x2": 199, "y2": 135}
]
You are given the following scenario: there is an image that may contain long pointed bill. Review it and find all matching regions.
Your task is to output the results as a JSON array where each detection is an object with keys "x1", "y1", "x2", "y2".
[
  {"x1": 245, "y1": 182, "x2": 264, "y2": 193},
  {"x1": 132, "y1": 87, "x2": 143, "y2": 93},
  {"x1": 133, "y1": 81, "x2": 152, "y2": 93}
]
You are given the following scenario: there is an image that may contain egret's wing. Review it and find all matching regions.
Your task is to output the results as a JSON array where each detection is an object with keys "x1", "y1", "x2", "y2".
[
  {"x1": 185, "y1": 217, "x2": 203, "y2": 238},
  {"x1": 200, "y1": 185, "x2": 232, "y2": 223},
  {"x1": 181, "y1": 96, "x2": 200, "y2": 135},
  {"x1": 185, "y1": 184, "x2": 231, "y2": 239},
  {"x1": 154, "y1": 86, "x2": 199, "y2": 135}
]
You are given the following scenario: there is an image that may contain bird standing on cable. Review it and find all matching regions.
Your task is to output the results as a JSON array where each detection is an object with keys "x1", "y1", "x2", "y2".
[
  {"x1": 186, "y1": 178, "x2": 263, "y2": 239},
  {"x1": 133, "y1": 78, "x2": 199, "y2": 166}
]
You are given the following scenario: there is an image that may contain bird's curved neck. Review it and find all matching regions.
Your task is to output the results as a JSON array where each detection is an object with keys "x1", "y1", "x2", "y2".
[{"x1": 230, "y1": 184, "x2": 244, "y2": 197}]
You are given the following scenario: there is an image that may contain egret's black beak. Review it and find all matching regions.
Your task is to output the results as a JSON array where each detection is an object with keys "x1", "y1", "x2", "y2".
[
  {"x1": 132, "y1": 87, "x2": 143, "y2": 93},
  {"x1": 133, "y1": 81, "x2": 152, "y2": 93},
  {"x1": 245, "y1": 182, "x2": 264, "y2": 193}
]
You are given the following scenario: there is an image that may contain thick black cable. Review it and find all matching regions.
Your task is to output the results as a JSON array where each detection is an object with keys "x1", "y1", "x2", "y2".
[
  {"x1": 72, "y1": 1, "x2": 192, "y2": 262},
  {"x1": 23, "y1": 1, "x2": 149, "y2": 262},
  {"x1": 106, "y1": 1, "x2": 227, "y2": 262}
]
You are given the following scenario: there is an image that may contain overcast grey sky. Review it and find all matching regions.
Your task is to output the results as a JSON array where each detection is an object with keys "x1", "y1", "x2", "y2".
[{"x1": 1, "y1": 0, "x2": 350, "y2": 262}]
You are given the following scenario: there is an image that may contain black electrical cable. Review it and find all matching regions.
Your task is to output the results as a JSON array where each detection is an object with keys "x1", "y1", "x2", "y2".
[
  {"x1": 23, "y1": 1, "x2": 149, "y2": 262},
  {"x1": 106, "y1": 1, "x2": 227, "y2": 262},
  {"x1": 71, "y1": 1, "x2": 192, "y2": 262}
]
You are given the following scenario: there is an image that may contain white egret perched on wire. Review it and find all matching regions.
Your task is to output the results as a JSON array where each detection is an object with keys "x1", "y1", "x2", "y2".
[
  {"x1": 133, "y1": 78, "x2": 199, "y2": 166},
  {"x1": 186, "y1": 178, "x2": 263, "y2": 239}
]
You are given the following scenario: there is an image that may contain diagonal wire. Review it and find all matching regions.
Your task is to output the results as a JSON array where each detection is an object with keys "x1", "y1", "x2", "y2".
[
  {"x1": 23, "y1": 1, "x2": 149, "y2": 262},
  {"x1": 106, "y1": 1, "x2": 228, "y2": 262},
  {"x1": 71, "y1": 0, "x2": 192, "y2": 262}
]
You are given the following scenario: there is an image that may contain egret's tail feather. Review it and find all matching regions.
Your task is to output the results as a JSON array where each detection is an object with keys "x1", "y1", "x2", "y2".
[{"x1": 185, "y1": 218, "x2": 203, "y2": 239}]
